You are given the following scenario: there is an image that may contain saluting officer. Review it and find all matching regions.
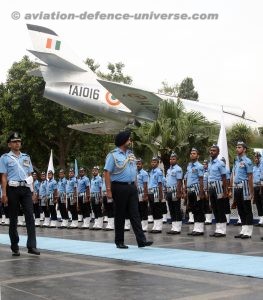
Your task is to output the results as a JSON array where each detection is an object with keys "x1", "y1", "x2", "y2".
[
  {"x1": 0, "y1": 132, "x2": 40, "y2": 255},
  {"x1": 166, "y1": 153, "x2": 183, "y2": 234},
  {"x1": 136, "y1": 158, "x2": 149, "y2": 232},
  {"x1": 207, "y1": 145, "x2": 227, "y2": 237},
  {"x1": 185, "y1": 148, "x2": 205, "y2": 236},
  {"x1": 104, "y1": 131, "x2": 153, "y2": 249},
  {"x1": 230, "y1": 141, "x2": 254, "y2": 239}
]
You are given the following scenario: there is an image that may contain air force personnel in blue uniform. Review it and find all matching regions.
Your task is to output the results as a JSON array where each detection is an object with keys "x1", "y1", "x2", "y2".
[
  {"x1": 230, "y1": 141, "x2": 254, "y2": 239},
  {"x1": 166, "y1": 153, "x2": 183, "y2": 234},
  {"x1": 0, "y1": 132, "x2": 40, "y2": 256},
  {"x1": 185, "y1": 148, "x2": 205, "y2": 236},
  {"x1": 104, "y1": 131, "x2": 153, "y2": 249},
  {"x1": 253, "y1": 152, "x2": 263, "y2": 226},
  {"x1": 207, "y1": 145, "x2": 227, "y2": 237}
]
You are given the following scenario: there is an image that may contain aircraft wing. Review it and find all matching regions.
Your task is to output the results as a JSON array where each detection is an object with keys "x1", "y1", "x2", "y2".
[
  {"x1": 68, "y1": 121, "x2": 124, "y2": 135},
  {"x1": 97, "y1": 79, "x2": 163, "y2": 121}
]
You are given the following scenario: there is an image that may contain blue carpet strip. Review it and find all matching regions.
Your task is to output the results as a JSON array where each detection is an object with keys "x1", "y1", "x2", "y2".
[{"x1": 1, "y1": 234, "x2": 263, "y2": 278}]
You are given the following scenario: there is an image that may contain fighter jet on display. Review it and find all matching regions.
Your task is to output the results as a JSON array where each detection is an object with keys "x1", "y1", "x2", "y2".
[{"x1": 26, "y1": 24, "x2": 258, "y2": 134}]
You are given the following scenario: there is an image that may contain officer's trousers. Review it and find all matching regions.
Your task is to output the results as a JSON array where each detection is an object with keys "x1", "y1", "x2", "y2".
[
  {"x1": 148, "y1": 194, "x2": 163, "y2": 220},
  {"x1": 58, "y1": 198, "x2": 68, "y2": 220},
  {"x1": 103, "y1": 196, "x2": 114, "y2": 218},
  {"x1": 166, "y1": 193, "x2": 182, "y2": 222},
  {"x1": 7, "y1": 186, "x2": 36, "y2": 249},
  {"x1": 138, "y1": 201, "x2": 148, "y2": 221},
  {"x1": 254, "y1": 187, "x2": 263, "y2": 217},
  {"x1": 111, "y1": 182, "x2": 146, "y2": 245},
  {"x1": 223, "y1": 197, "x2": 231, "y2": 214},
  {"x1": 209, "y1": 189, "x2": 226, "y2": 223},
  {"x1": 187, "y1": 192, "x2": 205, "y2": 222},
  {"x1": 235, "y1": 188, "x2": 253, "y2": 225},
  {"x1": 91, "y1": 198, "x2": 103, "y2": 218},
  {"x1": 33, "y1": 202, "x2": 40, "y2": 218},
  {"x1": 78, "y1": 196, "x2": 91, "y2": 218}
]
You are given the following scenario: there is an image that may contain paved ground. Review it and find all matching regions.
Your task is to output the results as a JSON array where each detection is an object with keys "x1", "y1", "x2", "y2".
[{"x1": 1, "y1": 222, "x2": 263, "y2": 300}]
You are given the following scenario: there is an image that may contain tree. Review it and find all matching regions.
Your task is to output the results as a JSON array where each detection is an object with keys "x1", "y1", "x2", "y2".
[
  {"x1": 133, "y1": 100, "x2": 218, "y2": 173},
  {"x1": 227, "y1": 123, "x2": 255, "y2": 163},
  {"x1": 97, "y1": 62, "x2": 132, "y2": 84},
  {"x1": 158, "y1": 81, "x2": 179, "y2": 96},
  {"x1": 178, "y1": 77, "x2": 199, "y2": 101}
]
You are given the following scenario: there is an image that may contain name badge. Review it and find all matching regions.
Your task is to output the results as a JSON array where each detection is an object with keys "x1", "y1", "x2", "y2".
[{"x1": 23, "y1": 159, "x2": 30, "y2": 167}]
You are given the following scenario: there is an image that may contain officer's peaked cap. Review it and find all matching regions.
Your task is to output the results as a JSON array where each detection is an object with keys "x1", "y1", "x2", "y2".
[
  {"x1": 115, "y1": 131, "x2": 131, "y2": 147},
  {"x1": 7, "y1": 132, "x2": 21, "y2": 143}
]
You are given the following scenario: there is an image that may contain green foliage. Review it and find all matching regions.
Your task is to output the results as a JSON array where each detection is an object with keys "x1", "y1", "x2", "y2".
[
  {"x1": 227, "y1": 123, "x2": 256, "y2": 163},
  {"x1": 132, "y1": 100, "x2": 218, "y2": 173},
  {"x1": 178, "y1": 77, "x2": 199, "y2": 101}
]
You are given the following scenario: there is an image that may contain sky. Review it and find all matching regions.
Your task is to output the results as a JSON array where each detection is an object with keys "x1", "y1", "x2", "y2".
[{"x1": 1, "y1": 0, "x2": 262, "y2": 124}]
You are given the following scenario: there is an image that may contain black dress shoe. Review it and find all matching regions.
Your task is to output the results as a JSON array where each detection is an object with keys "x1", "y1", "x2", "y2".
[
  {"x1": 28, "y1": 248, "x2": 40, "y2": 255},
  {"x1": 205, "y1": 222, "x2": 212, "y2": 225},
  {"x1": 192, "y1": 232, "x2": 204, "y2": 236},
  {"x1": 241, "y1": 235, "x2": 251, "y2": 239},
  {"x1": 209, "y1": 233, "x2": 216, "y2": 237},
  {"x1": 261, "y1": 237, "x2": 263, "y2": 240},
  {"x1": 214, "y1": 233, "x2": 226, "y2": 237},
  {"x1": 234, "y1": 223, "x2": 242, "y2": 226},
  {"x1": 166, "y1": 230, "x2": 181, "y2": 235},
  {"x1": 116, "y1": 243, "x2": 129, "y2": 249},
  {"x1": 234, "y1": 234, "x2": 243, "y2": 238},
  {"x1": 12, "y1": 249, "x2": 20, "y2": 256},
  {"x1": 255, "y1": 223, "x2": 263, "y2": 227},
  {"x1": 149, "y1": 229, "x2": 162, "y2": 233},
  {"x1": 138, "y1": 241, "x2": 153, "y2": 248}
]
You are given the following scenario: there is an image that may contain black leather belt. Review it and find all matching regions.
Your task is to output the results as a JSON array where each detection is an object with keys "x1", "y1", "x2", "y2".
[{"x1": 112, "y1": 181, "x2": 135, "y2": 185}]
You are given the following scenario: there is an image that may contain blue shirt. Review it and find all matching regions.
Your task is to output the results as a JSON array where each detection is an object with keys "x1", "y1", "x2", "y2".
[
  {"x1": 203, "y1": 169, "x2": 208, "y2": 190},
  {"x1": 185, "y1": 161, "x2": 204, "y2": 187},
  {"x1": 166, "y1": 164, "x2": 183, "y2": 187},
  {"x1": 47, "y1": 178, "x2": 57, "y2": 194},
  {"x1": 148, "y1": 167, "x2": 163, "y2": 189},
  {"x1": 104, "y1": 148, "x2": 137, "y2": 183},
  {"x1": 57, "y1": 177, "x2": 67, "y2": 194},
  {"x1": 253, "y1": 164, "x2": 261, "y2": 184},
  {"x1": 34, "y1": 180, "x2": 40, "y2": 194},
  {"x1": 0, "y1": 151, "x2": 33, "y2": 181},
  {"x1": 91, "y1": 175, "x2": 102, "y2": 193},
  {"x1": 233, "y1": 155, "x2": 253, "y2": 183},
  {"x1": 226, "y1": 168, "x2": 231, "y2": 180},
  {"x1": 78, "y1": 176, "x2": 90, "y2": 193},
  {"x1": 137, "y1": 169, "x2": 149, "y2": 189},
  {"x1": 39, "y1": 180, "x2": 48, "y2": 198},
  {"x1": 208, "y1": 158, "x2": 226, "y2": 182},
  {"x1": 66, "y1": 177, "x2": 77, "y2": 193}
]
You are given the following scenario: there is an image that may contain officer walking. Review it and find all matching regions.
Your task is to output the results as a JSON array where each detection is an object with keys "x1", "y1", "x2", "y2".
[
  {"x1": 104, "y1": 131, "x2": 153, "y2": 249},
  {"x1": 230, "y1": 141, "x2": 254, "y2": 239},
  {"x1": 0, "y1": 132, "x2": 40, "y2": 255}
]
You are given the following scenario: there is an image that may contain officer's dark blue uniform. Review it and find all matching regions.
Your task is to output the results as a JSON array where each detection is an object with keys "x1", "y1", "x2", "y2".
[
  {"x1": 0, "y1": 132, "x2": 40, "y2": 255},
  {"x1": 104, "y1": 131, "x2": 152, "y2": 248}
]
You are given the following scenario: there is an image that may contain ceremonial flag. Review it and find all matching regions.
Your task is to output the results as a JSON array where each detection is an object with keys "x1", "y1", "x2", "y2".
[
  {"x1": 47, "y1": 149, "x2": 55, "y2": 175},
  {"x1": 217, "y1": 115, "x2": 230, "y2": 170}
]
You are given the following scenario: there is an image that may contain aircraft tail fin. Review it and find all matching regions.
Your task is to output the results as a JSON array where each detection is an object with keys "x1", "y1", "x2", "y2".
[{"x1": 26, "y1": 24, "x2": 97, "y2": 82}]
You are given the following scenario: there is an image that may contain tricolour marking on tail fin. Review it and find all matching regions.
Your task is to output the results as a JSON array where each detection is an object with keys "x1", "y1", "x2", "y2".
[{"x1": 27, "y1": 24, "x2": 97, "y2": 83}]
